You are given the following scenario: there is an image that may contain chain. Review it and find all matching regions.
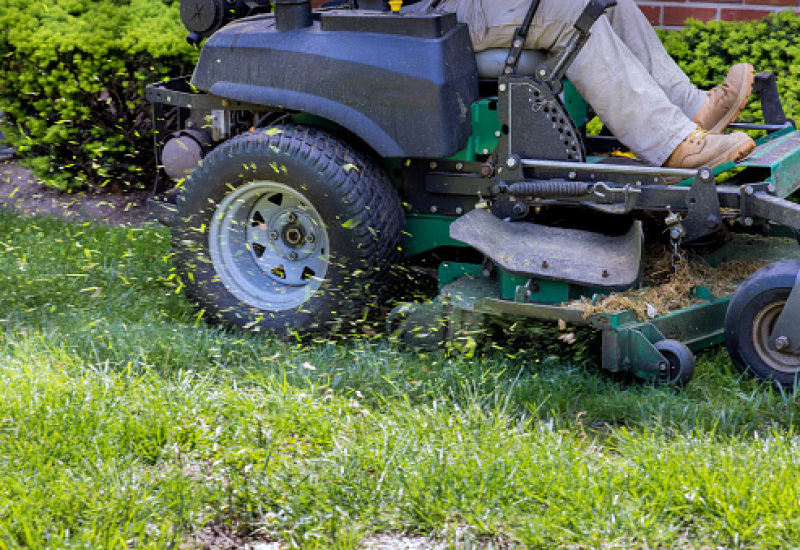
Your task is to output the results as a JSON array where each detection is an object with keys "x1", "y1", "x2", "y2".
[
  {"x1": 664, "y1": 207, "x2": 685, "y2": 271},
  {"x1": 671, "y1": 238, "x2": 683, "y2": 269}
]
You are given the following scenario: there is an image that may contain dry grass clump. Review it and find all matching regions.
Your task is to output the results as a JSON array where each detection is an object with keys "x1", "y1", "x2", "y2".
[{"x1": 566, "y1": 244, "x2": 770, "y2": 321}]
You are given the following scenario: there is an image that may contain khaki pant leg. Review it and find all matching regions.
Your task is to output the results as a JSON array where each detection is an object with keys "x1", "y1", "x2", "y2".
[{"x1": 606, "y1": 0, "x2": 705, "y2": 119}]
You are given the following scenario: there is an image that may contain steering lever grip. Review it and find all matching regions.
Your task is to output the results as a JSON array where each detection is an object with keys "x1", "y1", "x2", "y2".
[{"x1": 575, "y1": 0, "x2": 618, "y2": 34}]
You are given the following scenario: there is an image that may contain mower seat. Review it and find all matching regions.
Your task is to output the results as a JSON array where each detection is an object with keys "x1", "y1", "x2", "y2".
[{"x1": 475, "y1": 48, "x2": 549, "y2": 79}]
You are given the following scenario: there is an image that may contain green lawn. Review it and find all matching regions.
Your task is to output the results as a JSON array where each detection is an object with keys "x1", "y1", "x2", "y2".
[{"x1": 1, "y1": 210, "x2": 800, "y2": 549}]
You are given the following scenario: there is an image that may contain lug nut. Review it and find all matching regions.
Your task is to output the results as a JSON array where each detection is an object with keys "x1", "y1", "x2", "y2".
[
  {"x1": 287, "y1": 252, "x2": 298, "y2": 261},
  {"x1": 306, "y1": 233, "x2": 315, "y2": 244},
  {"x1": 269, "y1": 231, "x2": 279, "y2": 241},
  {"x1": 775, "y1": 336, "x2": 790, "y2": 351},
  {"x1": 287, "y1": 212, "x2": 297, "y2": 223}
]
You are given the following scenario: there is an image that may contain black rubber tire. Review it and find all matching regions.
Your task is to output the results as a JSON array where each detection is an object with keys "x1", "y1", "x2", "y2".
[
  {"x1": 654, "y1": 339, "x2": 695, "y2": 387},
  {"x1": 171, "y1": 124, "x2": 404, "y2": 335},
  {"x1": 725, "y1": 260, "x2": 800, "y2": 387}
]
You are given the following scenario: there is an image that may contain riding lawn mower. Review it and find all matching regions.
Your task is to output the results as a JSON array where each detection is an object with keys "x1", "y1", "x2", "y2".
[{"x1": 147, "y1": 0, "x2": 800, "y2": 387}]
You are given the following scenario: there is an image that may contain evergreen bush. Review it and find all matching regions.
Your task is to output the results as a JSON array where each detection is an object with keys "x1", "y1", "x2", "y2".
[{"x1": 0, "y1": 0, "x2": 197, "y2": 190}]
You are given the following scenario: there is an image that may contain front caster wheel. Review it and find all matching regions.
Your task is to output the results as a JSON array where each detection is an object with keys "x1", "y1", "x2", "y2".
[
  {"x1": 654, "y1": 339, "x2": 695, "y2": 387},
  {"x1": 725, "y1": 260, "x2": 800, "y2": 387},
  {"x1": 172, "y1": 125, "x2": 404, "y2": 335}
]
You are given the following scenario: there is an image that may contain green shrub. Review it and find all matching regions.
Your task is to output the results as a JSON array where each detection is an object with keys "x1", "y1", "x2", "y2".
[
  {"x1": 0, "y1": 0, "x2": 197, "y2": 190},
  {"x1": 662, "y1": 10, "x2": 800, "y2": 127}
]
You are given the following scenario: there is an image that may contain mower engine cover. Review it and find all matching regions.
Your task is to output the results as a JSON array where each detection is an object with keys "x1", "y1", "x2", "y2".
[{"x1": 190, "y1": 11, "x2": 480, "y2": 157}]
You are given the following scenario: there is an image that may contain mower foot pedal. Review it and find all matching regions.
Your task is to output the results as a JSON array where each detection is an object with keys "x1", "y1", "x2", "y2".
[{"x1": 450, "y1": 209, "x2": 642, "y2": 289}]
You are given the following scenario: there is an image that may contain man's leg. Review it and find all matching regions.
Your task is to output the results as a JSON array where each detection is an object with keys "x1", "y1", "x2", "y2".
[
  {"x1": 563, "y1": 15, "x2": 696, "y2": 165},
  {"x1": 604, "y1": 0, "x2": 706, "y2": 120}
]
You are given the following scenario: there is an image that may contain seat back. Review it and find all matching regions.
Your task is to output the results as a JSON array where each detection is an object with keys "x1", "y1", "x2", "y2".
[{"x1": 474, "y1": 48, "x2": 549, "y2": 79}]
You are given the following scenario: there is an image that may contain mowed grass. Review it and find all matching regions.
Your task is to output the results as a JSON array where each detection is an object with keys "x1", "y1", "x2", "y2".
[{"x1": 2, "y1": 210, "x2": 800, "y2": 548}]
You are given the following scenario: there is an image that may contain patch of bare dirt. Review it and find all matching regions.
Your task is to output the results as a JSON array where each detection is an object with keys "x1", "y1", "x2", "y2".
[
  {"x1": 182, "y1": 523, "x2": 281, "y2": 550},
  {"x1": 0, "y1": 160, "x2": 152, "y2": 226},
  {"x1": 360, "y1": 534, "x2": 445, "y2": 549}
]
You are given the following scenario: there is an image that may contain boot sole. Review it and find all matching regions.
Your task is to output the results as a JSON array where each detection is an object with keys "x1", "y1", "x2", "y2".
[
  {"x1": 706, "y1": 135, "x2": 756, "y2": 168},
  {"x1": 708, "y1": 64, "x2": 755, "y2": 134}
]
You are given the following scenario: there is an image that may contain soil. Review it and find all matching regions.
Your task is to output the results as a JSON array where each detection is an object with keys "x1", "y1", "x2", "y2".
[{"x1": 0, "y1": 160, "x2": 153, "y2": 226}]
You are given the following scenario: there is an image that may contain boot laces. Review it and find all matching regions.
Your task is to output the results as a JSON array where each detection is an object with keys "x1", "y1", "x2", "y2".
[
  {"x1": 707, "y1": 82, "x2": 733, "y2": 105},
  {"x1": 686, "y1": 127, "x2": 709, "y2": 144}
]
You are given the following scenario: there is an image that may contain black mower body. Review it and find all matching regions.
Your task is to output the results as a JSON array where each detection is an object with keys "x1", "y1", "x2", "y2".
[{"x1": 191, "y1": 11, "x2": 479, "y2": 157}]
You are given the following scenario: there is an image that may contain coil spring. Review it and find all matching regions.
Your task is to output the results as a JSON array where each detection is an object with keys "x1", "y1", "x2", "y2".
[{"x1": 506, "y1": 181, "x2": 592, "y2": 198}]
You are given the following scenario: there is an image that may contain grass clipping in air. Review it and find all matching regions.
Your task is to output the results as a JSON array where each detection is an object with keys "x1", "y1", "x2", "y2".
[{"x1": 566, "y1": 243, "x2": 771, "y2": 321}]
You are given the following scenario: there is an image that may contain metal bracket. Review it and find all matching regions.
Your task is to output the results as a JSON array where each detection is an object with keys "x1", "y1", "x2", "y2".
[
  {"x1": 739, "y1": 182, "x2": 772, "y2": 228},
  {"x1": 682, "y1": 167, "x2": 722, "y2": 242},
  {"x1": 602, "y1": 323, "x2": 666, "y2": 374},
  {"x1": 496, "y1": 77, "x2": 584, "y2": 181},
  {"x1": 769, "y1": 269, "x2": 800, "y2": 354}
]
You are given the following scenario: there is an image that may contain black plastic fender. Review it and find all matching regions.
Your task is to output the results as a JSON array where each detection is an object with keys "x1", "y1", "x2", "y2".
[{"x1": 191, "y1": 11, "x2": 479, "y2": 158}]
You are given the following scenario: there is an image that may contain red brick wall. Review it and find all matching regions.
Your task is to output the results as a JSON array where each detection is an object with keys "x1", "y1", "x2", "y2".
[
  {"x1": 309, "y1": 1, "x2": 797, "y2": 27},
  {"x1": 636, "y1": 0, "x2": 799, "y2": 28}
]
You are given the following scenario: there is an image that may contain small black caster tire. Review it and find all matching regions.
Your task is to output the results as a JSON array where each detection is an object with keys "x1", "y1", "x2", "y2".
[
  {"x1": 654, "y1": 339, "x2": 695, "y2": 387},
  {"x1": 725, "y1": 260, "x2": 800, "y2": 387}
]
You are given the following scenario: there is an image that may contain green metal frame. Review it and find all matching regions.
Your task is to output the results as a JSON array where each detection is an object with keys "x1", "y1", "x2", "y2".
[
  {"x1": 441, "y1": 273, "x2": 732, "y2": 379},
  {"x1": 447, "y1": 82, "x2": 587, "y2": 163},
  {"x1": 404, "y1": 213, "x2": 468, "y2": 257},
  {"x1": 448, "y1": 100, "x2": 503, "y2": 162}
]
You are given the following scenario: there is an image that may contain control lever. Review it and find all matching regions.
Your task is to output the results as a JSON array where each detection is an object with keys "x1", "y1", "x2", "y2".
[
  {"x1": 503, "y1": 0, "x2": 542, "y2": 76},
  {"x1": 575, "y1": 0, "x2": 618, "y2": 34},
  {"x1": 536, "y1": 0, "x2": 617, "y2": 92}
]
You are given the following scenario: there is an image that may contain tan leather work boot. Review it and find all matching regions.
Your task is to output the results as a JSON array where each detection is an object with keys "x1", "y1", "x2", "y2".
[
  {"x1": 692, "y1": 63, "x2": 754, "y2": 133},
  {"x1": 663, "y1": 128, "x2": 755, "y2": 170}
]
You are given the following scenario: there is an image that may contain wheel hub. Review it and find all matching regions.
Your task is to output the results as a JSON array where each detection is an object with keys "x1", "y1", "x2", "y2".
[
  {"x1": 753, "y1": 301, "x2": 800, "y2": 374},
  {"x1": 209, "y1": 181, "x2": 330, "y2": 311},
  {"x1": 258, "y1": 209, "x2": 318, "y2": 267}
]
